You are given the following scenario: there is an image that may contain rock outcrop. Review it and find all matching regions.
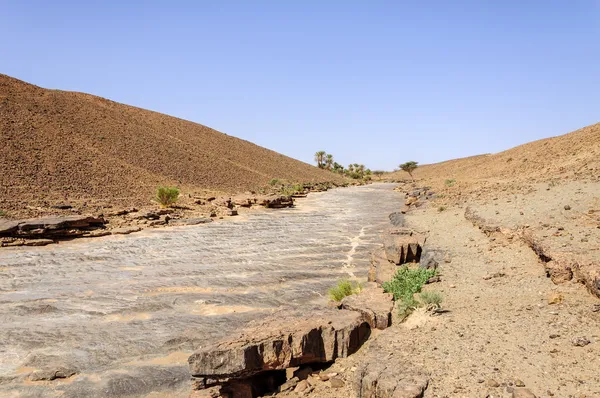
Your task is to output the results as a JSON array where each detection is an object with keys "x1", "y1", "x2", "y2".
[
  {"x1": 341, "y1": 283, "x2": 393, "y2": 330},
  {"x1": 382, "y1": 228, "x2": 426, "y2": 265},
  {"x1": 369, "y1": 248, "x2": 398, "y2": 285},
  {"x1": 0, "y1": 215, "x2": 106, "y2": 242},
  {"x1": 189, "y1": 308, "x2": 371, "y2": 393}
]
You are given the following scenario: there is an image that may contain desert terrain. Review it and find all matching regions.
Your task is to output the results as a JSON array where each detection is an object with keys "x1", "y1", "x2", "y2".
[{"x1": 1, "y1": 75, "x2": 600, "y2": 398}]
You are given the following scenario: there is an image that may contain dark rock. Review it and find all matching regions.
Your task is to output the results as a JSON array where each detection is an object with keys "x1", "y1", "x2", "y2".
[
  {"x1": 564, "y1": 205, "x2": 571, "y2": 210},
  {"x1": 388, "y1": 212, "x2": 404, "y2": 227},
  {"x1": 51, "y1": 204, "x2": 73, "y2": 210},
  {"x1": 419, "y1": 250, "x2": 442, "y2": 270},
  {"x1": 16, "y1": 215, "x2": 105, "y2": 233},
  {"x1": 188, "y1": 308, "x2": 370, "y2": 381},
  {"x1": 382, "y1": 228, "x2": 426, "y2": 265},
  {"x1": 341, "y1": 283, "x2": 393, "y2": 330},
  {"x1": 227, "y1": 209, "x2": 238, "y2": 216}
]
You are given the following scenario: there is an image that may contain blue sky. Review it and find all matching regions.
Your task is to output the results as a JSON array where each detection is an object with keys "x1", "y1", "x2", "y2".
[{"x1": 1, "y1": 1, "x2": 598, "y2": 170}]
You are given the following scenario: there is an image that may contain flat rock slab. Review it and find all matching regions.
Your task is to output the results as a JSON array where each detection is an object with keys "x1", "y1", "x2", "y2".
[
  {"x1": 111, "y1": 226, "x2": 142, "y2": 235},
  {"x1": 382, "y1": 228, "x2": 426, "y2": 265},
  {"x1": 169, "y1": 217, "x2": 213, "y2": 226},
  {"x1": 0, "y1": 215, "x2": 106, "y2": 238},
  {"x1": 341, "y1": 283, "x2": 393, "y2": 330},
  {"x1": 188, "y1": 307, "x2": 370, "y2": 381}
]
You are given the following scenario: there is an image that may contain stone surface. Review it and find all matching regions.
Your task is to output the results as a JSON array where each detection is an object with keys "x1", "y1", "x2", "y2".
[
  {"x1": 111, "y1": 226, "x2": 142, "y2": 234},
  {"x1": 388, "y1": 212, "x2": 404, "y2": 227},
  {"x1": 23, "y1": 238, "x2": 55, "y2": 246},
  {"x1": 368, "y1": 248, "x2": 398, "y2": 285},
  {"x1": 512, "y1": 388, "x2": 536, "y2": 398},
  {"x1": 0, "y1": 215, "x2": 106, "y2": 238},
  {"x1": 188, "y1": 307, "x2": 371, "y2": 381},
  {"x1": 341, "y1": 283, "x2": 393, "y2": 330},
  {"x1": 169, "y1": 217, "x2": 213, "y2": 226},
  {"x1": 354, "y1": 349, "x2": 429, "y2": 398},
  {"x1": 382, "y1": 228, "x2": 426, "y2": 265}
]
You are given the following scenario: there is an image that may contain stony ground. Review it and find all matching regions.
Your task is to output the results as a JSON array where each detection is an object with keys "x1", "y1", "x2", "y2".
[
  {"x1": 269, "y1": 182, "x2": 600, "y2": 398},
  {"x1": 0, "y1": 73, "x2": 344, "y2": 219}
]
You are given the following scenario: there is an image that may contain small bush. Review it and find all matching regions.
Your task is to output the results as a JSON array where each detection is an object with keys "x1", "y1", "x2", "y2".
[
  {"x1": 419, "y1": 291, "x2": 443, "y2": 308},
  {"x1": 0, "y1": 209, "x2": 6, "y2": 217},
  {"x1": 328, "y1": 279, "x2": 362, "y2": 302},
  {"x1": 268, "y1": 178, "x2": 281, "y2": 186},
  {"x1": 444, "y1": 179, "x2": 456, "y2": 187},
  {"x1": 156, "y1": 186, "x2": 180, "y2": 207},
  {"x1": 438, "y1": 206, "x2": 446, "y2": 212},
  {"x1": 383, "y1": 267, "x2": 436, "y2": 318}
]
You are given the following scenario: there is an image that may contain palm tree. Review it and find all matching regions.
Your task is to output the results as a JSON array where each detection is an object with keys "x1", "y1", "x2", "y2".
[
  {"x1": 314, "y1": 151, "x2": 326, "y2": 168},
  {"x1": 325, "y1": 154, "x2": 334, "y2": 170}
]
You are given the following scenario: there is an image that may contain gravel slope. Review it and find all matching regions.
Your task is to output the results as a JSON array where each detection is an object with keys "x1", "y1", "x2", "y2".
[{"x1": 0, "y1": 74, "x2": 343, "y2": 213}]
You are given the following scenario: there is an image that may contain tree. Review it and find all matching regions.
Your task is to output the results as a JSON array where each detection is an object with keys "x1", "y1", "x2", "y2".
[
  {"x1": 333, "y1": 162, "x2": 344, "y2": 174},
  {"x1": 372, "y1": 170, "x2": 385, "y2": 178},
  {"x1": 314, "y1": 151, "x2": 326, "y2": 168},
  {"x1": 325, "y1": 154, "x2": 334, "y2": 170},
  {"x1": 399, "y1": 161, "x2": 418, "y2": 181}
]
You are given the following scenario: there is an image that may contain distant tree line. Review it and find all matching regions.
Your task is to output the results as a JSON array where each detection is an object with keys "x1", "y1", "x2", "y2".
[{"x1": 314, "y1": 151, "x2": 372, "y2": 180}]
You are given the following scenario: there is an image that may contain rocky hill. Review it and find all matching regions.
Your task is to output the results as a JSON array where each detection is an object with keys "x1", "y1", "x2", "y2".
[
  {"x1": 0, "y1": 74, "x2": 343, "y2": 214},
  {"x1": 390, "y1": 122, "x2": 600, "y2": 189}
]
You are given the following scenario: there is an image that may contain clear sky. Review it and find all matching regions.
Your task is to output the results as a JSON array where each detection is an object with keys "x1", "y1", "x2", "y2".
[{"x1": 1, "y1": 1, "x2": 598, "y2": 170}]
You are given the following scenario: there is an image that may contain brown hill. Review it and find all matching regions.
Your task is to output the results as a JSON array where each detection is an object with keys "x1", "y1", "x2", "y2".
[
  {"x1": 0, "y1": 74, "x2": 343, "y2": 212},
  {"x1": 390, "y1": 122, "x2": 600, "y2": 191}
]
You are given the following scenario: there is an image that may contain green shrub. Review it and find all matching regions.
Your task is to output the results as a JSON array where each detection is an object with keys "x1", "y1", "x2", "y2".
[
  {"x1": 383, "y1": 267, "x2": 436, "y2": 318},
  {"x1": 419, "y1": 291, "x2": 443, "y2": 308},
  {"x1": 268, "y1": 178, "x2": 281, "y2": 186},
  {"x1": 0, "y1": 209, "x2": 6, "y2": 217},
  {"x1": 328, "y1": 279, "x2": 362, "y2": 302},
  {"x1": 156, "y1": 186, "x2": 180, "y2": 207},
  {"x1": 438, "y1": 206, "x2": 446, "y2": 212},
  {"x1": 444, "y1": 179, "x2": 456, "y2": 187}
]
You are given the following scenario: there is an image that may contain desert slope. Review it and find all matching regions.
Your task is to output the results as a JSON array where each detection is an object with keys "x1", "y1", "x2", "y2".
[
  {"x1": 0, "y1": 74, "x2": 343, "y2": 211},
  {"x1": 390, "y1": 122, "x2": 600, "y2": 187}
]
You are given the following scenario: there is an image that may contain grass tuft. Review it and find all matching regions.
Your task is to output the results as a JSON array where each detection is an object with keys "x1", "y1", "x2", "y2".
[
  {"x1": 382, "y1": 267, "x2": 437, "y2": 318},
  {"x1": 328, "y1": 279, "x2": 362, "y2": 302},
  {"x1": 156, "y1": 186, "x2": 180, "y2": 207},
  {"x1": 419, "y1": 291, "x2": 443, "y2": 308}
]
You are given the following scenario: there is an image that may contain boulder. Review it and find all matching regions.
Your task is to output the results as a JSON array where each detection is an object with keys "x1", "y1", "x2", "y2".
[
  {"x1": 368, "y1": 248, "x2": 397, "y2": 285},
  {"x1": 382, "y1": 228, "x2": 426, "y2": 265},
  {"x1": 341, "y1": 283, "x2": 393, "y2": 330},
  {"x1": 419, "y1": 249, "x2": 443, "y2": 270},
  {"x1": 188, "y1": 308, "x2": 370, "y2": 382}
]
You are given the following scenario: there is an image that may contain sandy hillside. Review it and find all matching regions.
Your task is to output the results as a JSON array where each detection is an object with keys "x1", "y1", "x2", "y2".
[
  {"x1": 0, "y1": 74, "x2": 343, "y2": 212},
  {"x1": 389, "y1": 122, "x2": 600, "y2": 193}
]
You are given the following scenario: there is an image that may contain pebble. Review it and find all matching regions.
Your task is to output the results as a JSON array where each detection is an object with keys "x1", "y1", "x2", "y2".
[
  {"x1": 572, "y1": 337, "x2": 591, "y2": 347},
  {"x1": 330, "y1": 378, "x2": 345, "y2": 388},
  {"x1": 486, "y1": 379, "x2": 500, "y2": 387}
]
